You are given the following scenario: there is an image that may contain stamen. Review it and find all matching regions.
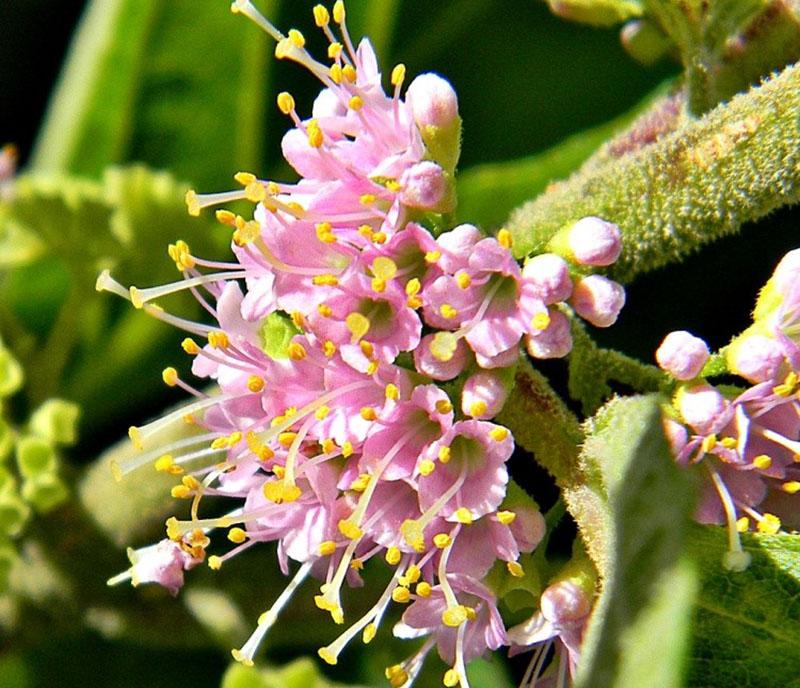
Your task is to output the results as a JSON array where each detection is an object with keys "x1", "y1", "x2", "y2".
[
  {"x1": 707, "y1": 466, "x2": 751, "y2": 571},
  {"x1": 186, "y1": 189, "x2": 247, "y2": 216},
  {"x1": 128, "y1": 271, "x2": 246, "y2": 310}
]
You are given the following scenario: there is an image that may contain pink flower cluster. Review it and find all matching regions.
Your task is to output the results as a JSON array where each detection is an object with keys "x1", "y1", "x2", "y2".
[
  {"x1": 98, "y1": 3, "x2": 623, "y2": 684},
  {"x1": 657, "y1": 250, "x2": 800, "y2": 570}
]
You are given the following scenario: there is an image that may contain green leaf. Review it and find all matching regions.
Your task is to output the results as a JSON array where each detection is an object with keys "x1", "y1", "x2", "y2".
[
  {"x1": 31, "y1": 0, "x2": 273, "y2": 188},
  {"x1": 221, "y1": 658, "x2": 368, "y2": 688},
  {"x1": 686, "y1": 527, "x2": 800, "y2": 688},
  {"x1": 508, "y1": 63, "x2": 800, "y2": 283},
  {"x1": 576, "y1": 395, "x2": 697, "y2": 688}
]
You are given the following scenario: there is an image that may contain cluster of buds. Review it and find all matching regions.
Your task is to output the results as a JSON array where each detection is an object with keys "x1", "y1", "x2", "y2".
[
  {"x1": 98, "y1": 3, "x2": 623, "y2": 685},
  {"x1": 657, "y1": 250, "x2": 800, "y2": 571}
]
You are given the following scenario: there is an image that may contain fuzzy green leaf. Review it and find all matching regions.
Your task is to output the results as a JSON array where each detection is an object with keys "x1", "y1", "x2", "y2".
[
  {"x1": 686, "y1": 527, "x2": 800, "y2": 688},
  {"x1": 508, "y1": 63, "x2": 800, "y2": 283},
  {"x1": 576, "y1": 395, "x2": 697, "y2": 688}
]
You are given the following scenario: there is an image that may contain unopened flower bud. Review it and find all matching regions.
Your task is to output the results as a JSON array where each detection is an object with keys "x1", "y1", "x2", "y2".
[
  {"x1": 400, "y1": 161, "x2": 453, "y2": 212},
  {"x1": 727, "y1": 334, "x2": 785, "y2": 383},
  {"x1": 525, "y1": 309, "x2": 572, "y2": 359},
  {"x1": 570, "y1": 275, "x2": 625, "y2": 328},
  {"x1": 461, "y1": 370, "x2": 511, "y2": 420},
  {"x1": 406, "y1": 73, "x2": 461, "y2": 171},
  {"x1": 540, "y1": 580, "x2": 592, "y2": 627},
  {"x1": 677, "y1": 384, "x2": 728, "y2": 436},
  {"x1": 522, "y1": 254, "x2": 573, "y2": 304},
  {"x1": 655, "y1": 330, "x2": 709, "y2": 380},
  {"x1": 567, "y1": 217, "x2": 622, "y2": 266}
]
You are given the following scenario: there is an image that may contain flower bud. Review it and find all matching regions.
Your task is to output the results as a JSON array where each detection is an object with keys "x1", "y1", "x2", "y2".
[
  {"x1": 406, "y1": 73, "x2": 461, "y2": 172},
  {"x1": 567, "y1": 217, "x2": 622, "y2": 266},
  {"x1": 399, "y1": 161, "x2": 454, "y2": 212},
  {"x1": 525, "y1": 309, "x2": 572, "y2": 359},
  {"x1": 727, "y1": 333, "x2": 785, "y2": 383},
  {"x1": 655, "y1": 330, "x2": 709, "y2": 380},
  {"x1": 540, "y1": 580, "x2": 592, "y2": 627},
  {"x1": 521, "y1": 253, "x2": 573, "y2": 304},
  {"x1": 461, "y1": 370, "x2": 512, "y2": 420},
  {"x1": 414, "y1": 333, "x2": 468, "y2": 380},
  {"x1": 676, "y1": 384, "x2": 728, "y2": 436},
  {"x1": 570, "y1": 275, "x2": 625, "y2": 328}
]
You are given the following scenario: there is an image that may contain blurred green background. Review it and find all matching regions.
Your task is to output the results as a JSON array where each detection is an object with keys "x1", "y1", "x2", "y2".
[{"x1": 1, "y1": 1, "x2": 798, "y2": 687}]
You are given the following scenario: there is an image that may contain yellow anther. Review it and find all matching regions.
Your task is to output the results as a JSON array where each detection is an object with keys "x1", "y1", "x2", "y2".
[
  {"x1": 435, "y1": 399, "x2": 453, "y2": 414},
  {"x1": 287, "y1": 341, "x2": 308, "y2": 360},
  {"x1": 228, "y1": 527, "x2": 247, "y2": 544},
  {"x1": 333, "y1": 0, "x2": 345, "y2": 23},
  {"x1": 181, "y1": 337, "x2": 200, "y2": 355},
  {"x1": 736, "y1": 516, "x2": 750, "y2": 532},
  {"x1": 360, "y1": 193, "x2": 376, "y2": 205},
  {"x1": 497, "y1": 228, "x2": 513, "y2": 249},
  {"x1": 454, "y1": 508, "x2": 473, "y2": 525},
  {"x1": 349, "y1": 95, "x2": 364, "y2": 111},
  {"x1": 321, "y1": 438, "x2": 336, "y2": 454},
  {"x1": 328, "y1": 41, "x2": 343, "y2": 59},
  {"x1": 392, "y1": 587, "x2": 411, "y2": 604},
  {"x1": 358, "y1": 224, "x2": 374, "y2": 239},
  {"x1": 317, "y1": 648, "x2": 337, "y2": 666},
  {"x1": 405, "y1": 279, "x2": 421, "y2": 298},
  {"x1": 216, "y1": 209, "x2": 236, "y2": 226},
  {"x1": 338, "y1": 519, "x2": 363, "y2": 540},
  {"x1": 438, "y1": 446, "x2": 451, "y2": 463},
  {"x1": 753, "y1": 454, "x2": 773, "y2": 470},
  {"x1": 465, "y1": 607, "x2": 477, "y2": 621},
  {"x1": 371, "y1": 277, "x2": 386, "y2": 293},
  {"x1": 507, "y1": 561, "x2": 525, "y2": 577},
  {"x1": 171, "y1": 485, "x2": 192, "y2": 499},
  {"x1": 385, "y1": 180, "x2": 402, "y2": 193},
  {"x1": 701, "y1": 434, "x2": 717, "y2": 453},
  {"x1": 266, "y1": 181, "x2": 280, "y2": 195},
  {"x1": 385, "y1": 546, "x2": 402, "y2": 566},
  {"x1": 317, "y1": 303, "x2": 333, "y2": 318},
  {"x1": 400, "y1": 519, "x2": 426, "y2": 552},
  {"x1": 366, "y1": 361, "x2": 379, "y2": 375},
  {"x1": 307, "y1": 119, "x2": 324, "y2": 148},
  {"x1": 490, "y1": 427, "x2": 509, "y2": 442},
  {"x1": 782, "y1": 481, "x2": 800, "y2": 494},
  {"x1": 362, "y1": 623, "x2": 377, "y2": 644},
  {"x1": 404, "y1": 565, "x2": 421, "y2": 585},
  {"x1": 155, "y1": 455, "x2": 177, "y2": 473},
  {"x1": 183, "y1": 414, "x2": 196, "y2": 425},
  {"x1": 385, "y1": 383, "x2": 400, "y2": 401},
  {"x1": 391, "y1": 63, "x2": 406, "y2": 86},
  {"x1": 440, "y1": 304, "x2": 458, "y2": 319},
  {"x1": 341, "y1": 441, "x2": 354, "y2": 458},
  {"x1": 315, "y1": 405, "x2": 331, "y2": 420},
  {"x1": 288, "y1": 28, "x2": 305, "y2": 48},
  {"x1": 211, "y1": 436, "x2": 230, "y2": 450},
  {"x1": 419, "y1": 459, "x2": 436, "y2": 476},
  {"x1": 319, "y1": 540, "x2": 337, "y2": 556},
  {"x1": 272, "y1": 465, "x2": 286, "y2": 479},
  {"x1": 313, "y1": 4, "x2": 330, "y2": 26},
  {"x1": 386, "y1": 666, "x2": 409, "y2": 688},
  {"x1": 360, "y1": 340, "x2": 375, "y2": 358},
  {"x1": 278, "y1": 432, "x2": 298, "y2": 448},
  {"x1": 323, "y1": 340, "x2": 337, "y2": 357},
  {"x1": 443, "y1": 669, "x2": 460, "y2": 687},
  {"x1": 360, "y1": 406, "x2": 378, "y2": 421},
  {"x1": 346, "y1": 312, "x2": 371, "y2": 343},
  {"x1": 342, "y1": 64, "x2": 357, "y2": 83},
  {"x1": 315, "y1": 221, "x2": 336, "y2": 243},
  {"x1": 433, "y1": 533, "x2": 451, "y2": 548},
  {"x1": 442, "y1": 605, "x2": 468, "y2": 627},
  {"x1": 371, "y1": 231, "x2": 387, "y2": 244},
  {"x1": 230, "y1": 649, "x2": 253, "y2": 667},
  {"x1": 531, "y1": 311, "x2": 551, "y2": 331},
  {"x1": 718, "y1": 436, "x2": 737, "y2": 449},
  {"x1": 208, "y1": 555, "x2": 223, "y2": 570},
  {"x1": 469, "y1": 400, "x2": 488, "y2": 417},
  {"x1": 276, "y1": 91, "x2": 296, "y2": 115},
  {"x1": 208, "y1": 331, "x2": 230, "y2": 349},
  {"x1": 416, "y1": 581, "x2": 432, "y2": 597},
  {"x1": 293, "y1": 309, "x2": 306, "y2": 328},
  {"x1": 329, "y1": 63, "x2": 343, "y2": 84},
  {"x1": 312, "y1": 274, "x2": 339, "y2": 286},
  {"x1": 185, "y1": 189, "x2": 200, "y2": 216},
  {"x1": 165, "y1": 517, "x2": 182, "y2": 541},
  {"x1": 497, "y1": 510, "x2": 516, "y2": 525},
  {"x1": 757, "y1": 513, "x2": 781, "y2": 534},
  {"x1": 456, "y1": 272, "x2": 472, "y2": 289},
  {"x1": 372, "y1": 256, "x2": 398, "y2": 281},
  {"x1": 189, "y1": 528, "x2": 210, "y2": 547},
  {"x1": 234, "y1": 171, "x2": 257, "y2": 186},
  {"x1": 182, "y1": 475, "x2": 201, "y2": 490},
  {"x1": 425, "y1": 250, "x2": 441, "y2": 264},
  {"x1": 430, "y1": 331, "x2": 458, "y2": 362},
  {"x1": 247, "y1": 376, "x2": 265, "y2": 393},
  {"x1": 263, "y1": 480, "x2": 302, "y2": 504}
]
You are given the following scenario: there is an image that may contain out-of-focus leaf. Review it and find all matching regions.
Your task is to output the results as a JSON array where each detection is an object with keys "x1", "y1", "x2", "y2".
[
  {"x1": 31, "y1": 0, "x2": 273, "y2": 189},
  {"x1": 576, "y1": 395, "x2": 697, "y2": 688},
  {"x1": 686, "y1": 527, "x2": 800, "y2": 688},
  {"x1": 545, "y1": 0, "x2": 643, "y2": 27},
  {"x1": 221, "y1": 658, "x2": 369, "y2": 688}
]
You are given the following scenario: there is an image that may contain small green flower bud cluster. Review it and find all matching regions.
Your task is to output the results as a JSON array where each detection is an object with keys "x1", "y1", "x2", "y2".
[{"x1": 0, "y1": 338, "x2": 77, "y2": 591}]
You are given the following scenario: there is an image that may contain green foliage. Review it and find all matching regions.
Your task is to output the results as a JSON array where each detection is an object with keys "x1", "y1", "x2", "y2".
[
  {"x1": 576, "y1": 395, "x2": 697, "y2": 688},
  {"x1": 508, "y1": 62, "x2": 800, "y2": 283},
  {"x1": 545, "y1": 0, "x2": 643, "y2": 27},
  {"x1": 221, "y1": 659, "x2": 368, "y2": 688}
]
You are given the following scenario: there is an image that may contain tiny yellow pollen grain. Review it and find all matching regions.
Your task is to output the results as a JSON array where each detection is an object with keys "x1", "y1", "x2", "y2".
[
  {"x1": 433, "y1": 533, "x2": 451, "y2": 548},
  {"x1": 753, "y1": 454, "x2": 772, "y2": 470},
  {"x1": 782, "y1": 481, "x2": 800, "y2": 494},
  {"x1": 228, "y1": 527, "x2": 247, "y2": 544},
  {"x1": 719, "y1": 437, "x2": 737, "y2": 449},
  {"x1": 391, "y1": 586, "x2": 411, "y2": 604},
  {"x1": 391, "y1": 63, "x2": 406, "y2": 86},
  {"x1": 438, "y1": 446, "x2": 451, "y2": 463},
  {"x1": 208, "y1": 555, "x2": 223, "y2": 570},
  {"x1": 371, "y1": 277, "x2": 386, "y2": 293},
  {"x1": 247, "y1": 375, "x2": 265, "y2": 393},
  {"x1": 367, "y1": 361, "x2": 379, "y2": 375},
  {"x1": 454, "y1": 507, "x2": 473, "y2": 525},
  {"x1": 362, "y1": 623, "x2": 377, "y2": 644},
  {"x1": 323, "y1": 340, "x2": 337, "y2": 358},
  {"x1": 319, "y1": 540, "x2": 337, "y2": 556},
  {"x1": 349, "y1": 95, "x2": 364, "y2": 111},
  {"x1": 350, "y1": 558, "x2": 363, "y2": 571},
  {"x1": 315, "y1": 405, "x2": 331, "y2": 420},
  {"x1": 312, "y1": 274, "x2": 339, "y2": 286},
  {"x1": 497, "y1": 228, "x2": 513, "y2": 249},
  {"x1": 419, "y1": 459, "x2": 436, "y2": 476},
  {"x1": 736, "y1": 516, "x2": 750, "y2": 532},
  {"x1": 358, "y1": 224, "x2": 374, "y2": 238}
]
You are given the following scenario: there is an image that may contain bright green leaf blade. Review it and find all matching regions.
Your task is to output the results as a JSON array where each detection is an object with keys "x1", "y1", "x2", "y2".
[
  {"x1": 576, "y1": 395, "x2": 697, "y2": 688},
  {"x1": 686, "y1": 527, "x2": 800, "y2": 688}
]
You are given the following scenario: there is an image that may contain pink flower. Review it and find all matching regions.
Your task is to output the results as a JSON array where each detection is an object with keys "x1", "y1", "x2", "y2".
[{"x1": 656, "y1": 330, "x2": 709, "y2": 380}]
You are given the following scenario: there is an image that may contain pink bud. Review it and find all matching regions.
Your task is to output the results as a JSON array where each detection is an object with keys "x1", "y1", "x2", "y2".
[
  {"x1": 729, "y1": 334, "x2": 785, "y2": 383},
  {"x1": 567, "y1": 217, "x2": 622, "y2": 266},
  {"x1": 540, "y1": 581, "x2": 592, "y2": 627},
  {"x1": 414, "y1": 333, "x2": 468, "y2": 380},
  {"x1": 461, "y1": 370, "x2": 511, "y2": 419},
  {"x1": 400, "y1": 161, "x2": 449, "y2": 210},
  {"x1": 772, "y1": 249, "x2": 800, "y2": 296},
  {"x1": 571, "y1": 275, "x2": 625, "y2": 328},
  {"x1": 677, "y1": 384, "x2": 728, "y2": 435},
  {"x1": 406, "y1": 73, "x2": 459, "y2": 129},
  {"x1": 525, "y1": 309, "x2": 572, "y2": 359},
  {"x1": 522, "y1": 253, "x2": 573, "y2": 304},
  {"x1": 662, "y1": 417, "x2": 689, "y2": 459},
  {"x1": 655, "y1": 330, "x2": 709, "y2": 380}
]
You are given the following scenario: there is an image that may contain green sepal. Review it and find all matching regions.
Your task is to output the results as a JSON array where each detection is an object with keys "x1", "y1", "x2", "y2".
[
  {"x1": 14, "y1": 437, "x2": 57, "y2": 479},
  {"x1": 259, "y1": 312, "x2": 301, "y2": 360},
  {"x1": 28, "y1": 399, "x2": 81, "y2": 447}
]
